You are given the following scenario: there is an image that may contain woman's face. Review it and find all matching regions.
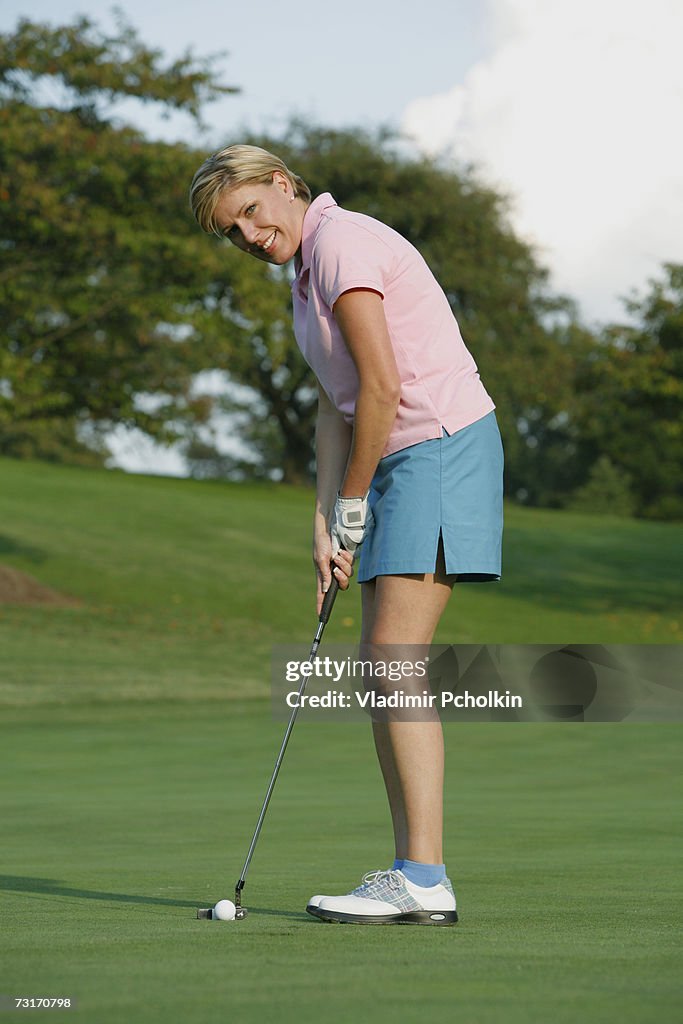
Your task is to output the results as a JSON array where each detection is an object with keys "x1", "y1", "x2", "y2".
[{"x1": 213, "y1": 171, "x2": 304, "y2": 265}]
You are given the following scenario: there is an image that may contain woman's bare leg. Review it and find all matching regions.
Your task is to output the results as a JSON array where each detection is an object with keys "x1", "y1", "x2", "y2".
[{"x1": 361, "y1": 540, "x2": 454, "y2": 864}]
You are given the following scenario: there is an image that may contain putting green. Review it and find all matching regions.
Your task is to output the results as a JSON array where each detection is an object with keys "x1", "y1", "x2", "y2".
[{"x1": 2, "y1": 702, "x2": 680, "y2": 1024}]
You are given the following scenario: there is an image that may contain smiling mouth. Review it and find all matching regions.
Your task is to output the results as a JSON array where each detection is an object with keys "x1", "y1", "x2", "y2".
[{"x1": 257, "y1": 230, "x2": 277, "y2": 255}]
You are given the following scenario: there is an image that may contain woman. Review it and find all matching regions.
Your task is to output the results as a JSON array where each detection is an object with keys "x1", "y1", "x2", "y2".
[{"x1": 190, "y1": 146, "x2": 503, "y2": 926}]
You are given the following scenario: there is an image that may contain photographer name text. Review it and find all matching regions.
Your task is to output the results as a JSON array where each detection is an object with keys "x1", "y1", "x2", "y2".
[{"x1": 285, "y1": 689, "x2": 523, "y2": 710}]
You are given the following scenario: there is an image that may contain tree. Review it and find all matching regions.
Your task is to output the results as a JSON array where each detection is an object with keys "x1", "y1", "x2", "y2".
[
  {"x1": 185, "y1": 247, "x2": 317, "y2": 483},
  {"x1": 566, "y1": 455, "x2": 636, "y2": 517},
  {"x1": 569, "y1": 263, "x2": 683, "y2": 519},
  {"x1": 0, "y1": 15, "x2": 237, "y2": 461}
]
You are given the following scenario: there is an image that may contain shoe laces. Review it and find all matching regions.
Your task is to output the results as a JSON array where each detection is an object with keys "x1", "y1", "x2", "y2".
[{"x1": 351, "y1": 869, "x2": 403, "y2": 896}]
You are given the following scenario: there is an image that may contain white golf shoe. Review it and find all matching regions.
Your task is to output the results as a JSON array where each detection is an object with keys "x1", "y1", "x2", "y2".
[
  {"x1": 306, "y1": 869, "x2": 458, "y2": 925},
  {"x1": 306, "y1": 893, "x2": 328, "y2": 910}
]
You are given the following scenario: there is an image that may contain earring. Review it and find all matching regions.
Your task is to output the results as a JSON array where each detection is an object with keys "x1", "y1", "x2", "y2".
[{"x1": 289, "y1": 194, "x2": 296, "y2": 203}]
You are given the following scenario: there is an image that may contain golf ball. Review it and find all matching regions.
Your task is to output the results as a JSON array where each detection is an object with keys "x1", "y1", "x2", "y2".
[{"x1": 213, "y1": 899, "x2": 236, "y2": 921}]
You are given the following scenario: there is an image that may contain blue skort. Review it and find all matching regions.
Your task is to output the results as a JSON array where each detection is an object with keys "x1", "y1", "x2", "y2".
[{"x1": 357, "y1": 411, "x2": 504, "y2": 583}]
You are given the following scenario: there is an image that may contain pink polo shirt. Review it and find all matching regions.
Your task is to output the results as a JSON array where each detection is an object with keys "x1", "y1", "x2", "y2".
[{"x1": 292, "y1": 193, "x2": 495, "y2": 458}]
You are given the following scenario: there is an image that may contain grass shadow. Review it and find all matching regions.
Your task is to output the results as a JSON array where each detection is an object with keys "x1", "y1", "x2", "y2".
[
  {"x1": 0, "y1": 874, "x2": 196, "y2": 908},
  {"x1": 1, "y1": 876, "x2": 311, "y2": 920},
  {"x1": 0, "y1": 534, "x2": 46, "y2": 563}
]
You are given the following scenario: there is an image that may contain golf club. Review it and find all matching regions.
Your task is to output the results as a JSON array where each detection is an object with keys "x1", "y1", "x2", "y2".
[{"x1": 197, "y1": 569, "x2": 341, "y2": 921}]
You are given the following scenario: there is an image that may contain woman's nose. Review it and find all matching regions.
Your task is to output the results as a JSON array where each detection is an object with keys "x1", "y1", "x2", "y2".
[{"x1": 241, "y1": 222, "x2": 259, "y2": 245}]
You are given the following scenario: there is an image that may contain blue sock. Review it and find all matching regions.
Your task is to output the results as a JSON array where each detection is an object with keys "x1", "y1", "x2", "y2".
[
  {"x1": 401, "y1": 859, "x2": 446, "y2": 888},
  {"x1": 392, "y1": 858, "x2": 405, "y2": 871}
]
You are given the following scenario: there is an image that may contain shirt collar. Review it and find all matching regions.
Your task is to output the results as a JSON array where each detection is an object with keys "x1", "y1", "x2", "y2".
[{"x1": 299, "y1": 192, "x2": 338, "y2": 272}]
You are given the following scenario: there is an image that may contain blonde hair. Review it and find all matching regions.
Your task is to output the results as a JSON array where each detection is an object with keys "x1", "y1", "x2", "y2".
[{"x1": 189, "y1": 144, "x2": 312, "y2": 235}]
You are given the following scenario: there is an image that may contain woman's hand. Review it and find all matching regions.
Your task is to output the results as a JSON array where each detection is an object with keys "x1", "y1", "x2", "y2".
[
  {"x1": 330, "y1": 493, "x2": 371, "y2": 556},
  {"x1": 313, "y1": 528, "x2": 354, "y2": 616}
]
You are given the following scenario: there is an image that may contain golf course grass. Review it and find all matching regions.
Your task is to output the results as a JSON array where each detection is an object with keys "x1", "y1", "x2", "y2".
[{"x1": 1, "y1": 457, "x2": 681, "y2": 1023}]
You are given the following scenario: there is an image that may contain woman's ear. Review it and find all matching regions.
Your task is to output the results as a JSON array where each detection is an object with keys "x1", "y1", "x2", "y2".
[{"x1": 271, "y1": 170, "x2": 290, "y2": 193}]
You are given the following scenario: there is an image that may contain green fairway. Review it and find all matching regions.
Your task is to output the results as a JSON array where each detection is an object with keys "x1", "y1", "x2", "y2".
[
  {"x1": 2, "y1": 705, "x2": 680, "y2": 1024},
  {"x1": 1, "y1": 458, "x2": 681, "y2": 1023}
]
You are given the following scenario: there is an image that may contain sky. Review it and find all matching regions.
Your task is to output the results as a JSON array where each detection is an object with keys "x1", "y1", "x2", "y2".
[{"x1": 3, "y1": 0, "x2": 683, "y2": 473}]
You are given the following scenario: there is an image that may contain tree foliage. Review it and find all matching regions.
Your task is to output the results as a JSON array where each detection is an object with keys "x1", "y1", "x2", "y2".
[
  {"x1": 569, "y1": 263, "x2": 683, "y2": 519},
  {"x1": 0, "y1": 14, "x2": 234, "y2": 122},
  {"x1": 0, "y1": 15, "x2": 237, "y2": 460},
  {"x1": 1, "y1": 16, "x2": 680, "y2": 518}
]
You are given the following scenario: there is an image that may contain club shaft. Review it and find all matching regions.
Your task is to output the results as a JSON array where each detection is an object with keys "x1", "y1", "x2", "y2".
[{"x1": 235, "y1": 577, "x2": 340, "y2": 899}]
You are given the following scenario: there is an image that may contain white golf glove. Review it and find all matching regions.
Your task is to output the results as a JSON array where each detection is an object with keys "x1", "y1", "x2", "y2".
[{"x1": 330, "y1": 492, "x2": 372, "y2": 556}]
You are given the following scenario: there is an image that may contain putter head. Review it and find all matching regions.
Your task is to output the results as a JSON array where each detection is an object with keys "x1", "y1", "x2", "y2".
[{"x1": 196, "y1": 906, "x2": 248, "y2": 921}]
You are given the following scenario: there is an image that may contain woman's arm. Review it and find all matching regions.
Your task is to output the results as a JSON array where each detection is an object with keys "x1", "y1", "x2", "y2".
[
  {"x1": 333, "y1": 288, "x2": 401, "y2": 498},
  {"x1": 312, "y1": 288, "x2": 399, "y2": 610},
  {"x1": 313, "y1": 383, "x2": 354, "y2": 611}
]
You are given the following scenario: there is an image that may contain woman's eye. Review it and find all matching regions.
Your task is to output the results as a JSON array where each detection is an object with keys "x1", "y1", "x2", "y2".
[{"x1": 245, "y1": 204, "x2": 256, "y2": 216}]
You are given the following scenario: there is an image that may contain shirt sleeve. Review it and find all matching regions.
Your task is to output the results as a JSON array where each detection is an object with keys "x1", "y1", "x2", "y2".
[{"x1": 311, "y1": 217, "x2": 394, "y2": 308}]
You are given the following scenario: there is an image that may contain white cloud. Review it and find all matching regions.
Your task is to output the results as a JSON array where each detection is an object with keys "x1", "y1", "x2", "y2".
[{"x1": 402, "y1": 0, "x2": 683, "y2": 325}]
